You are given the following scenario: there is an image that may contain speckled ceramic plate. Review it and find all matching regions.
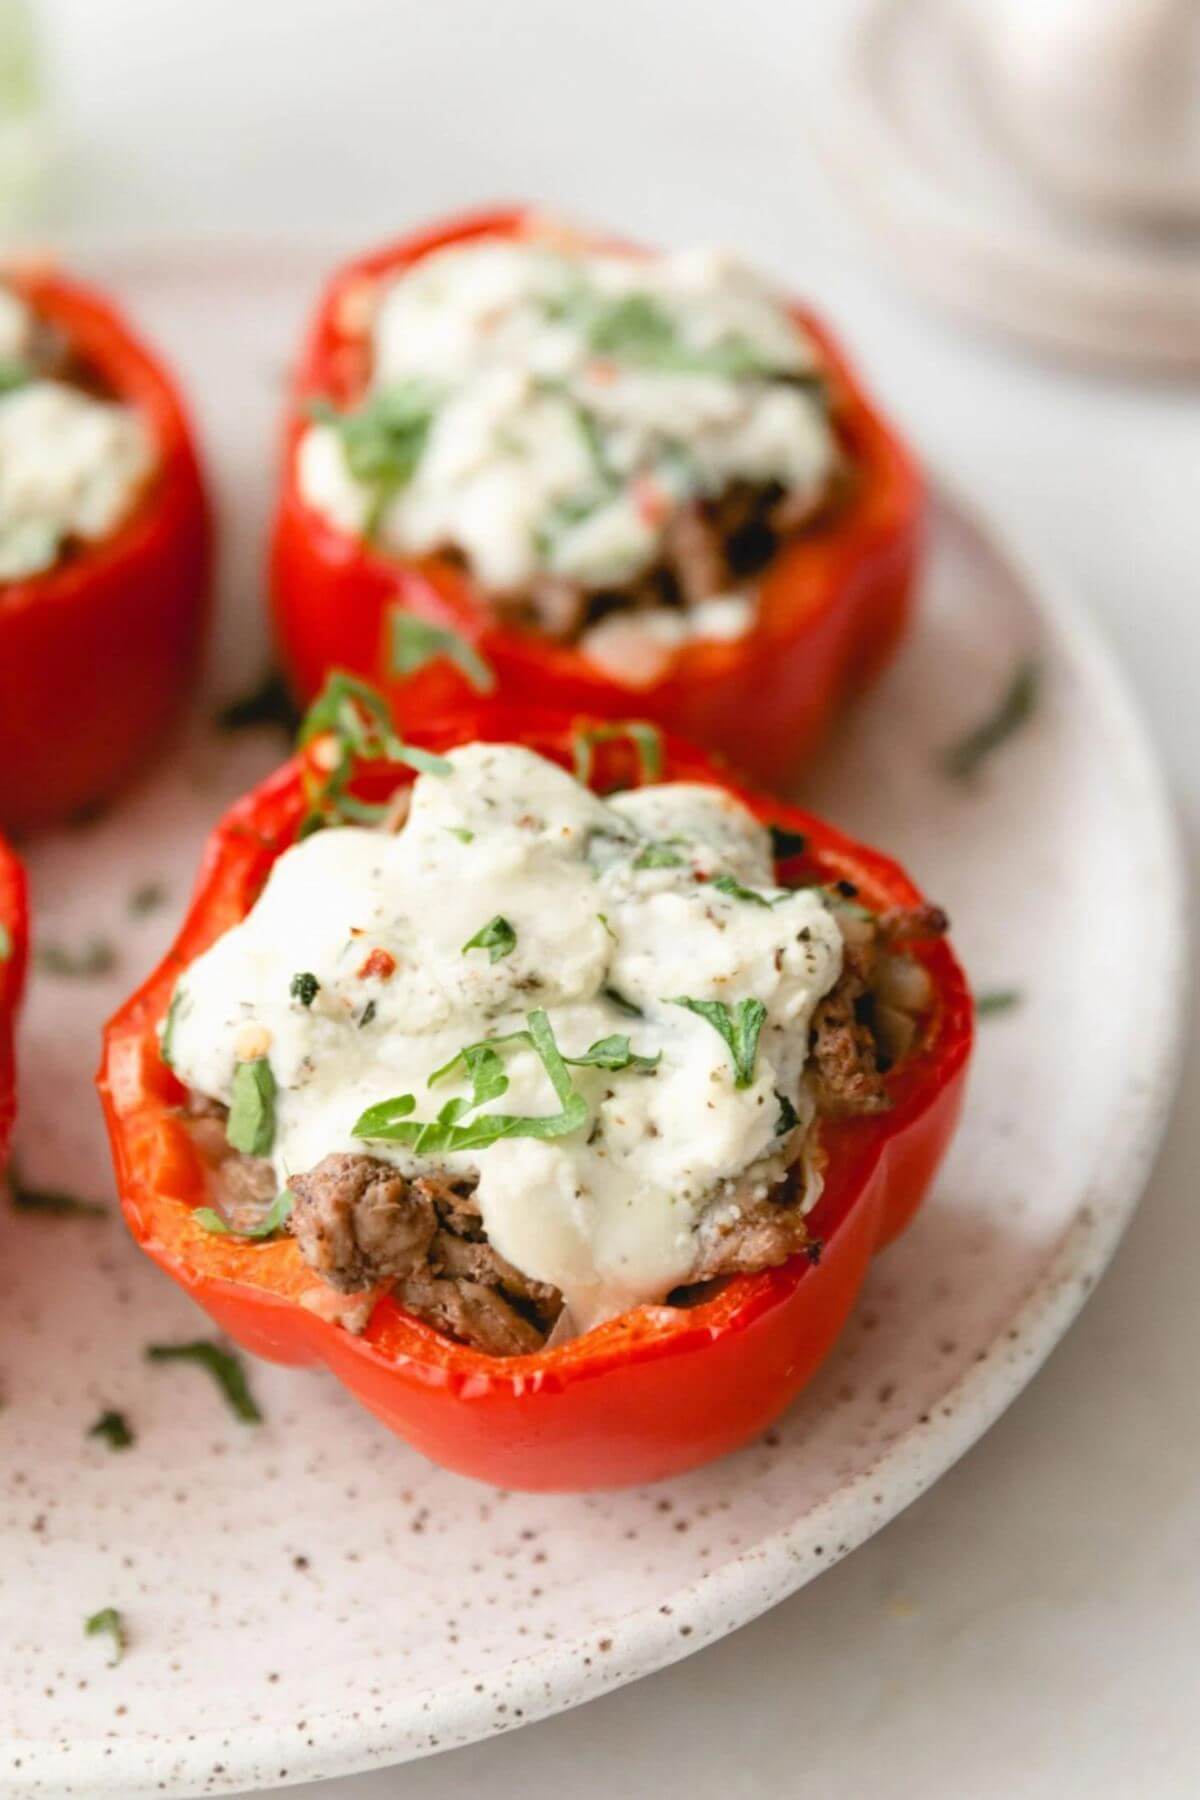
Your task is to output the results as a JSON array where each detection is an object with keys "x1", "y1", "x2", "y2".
[{"x1": 0, "y1": 246, "x2": 1185, "y2": 1797}]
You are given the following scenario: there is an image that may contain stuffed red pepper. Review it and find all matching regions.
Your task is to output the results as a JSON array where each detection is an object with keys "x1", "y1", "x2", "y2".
[
  {"x1": 98, "y1": 687, "x2": 970, "y2": 1490},
  {"x1": 0, "y1": 832, "x2": 28, "y2": 1167},
  {"x1": 0, "y1": 265, "x2": 211, "y2": 835},
  {"x1": 270, "y1": 208, "x2": 923, "y2": 784}
]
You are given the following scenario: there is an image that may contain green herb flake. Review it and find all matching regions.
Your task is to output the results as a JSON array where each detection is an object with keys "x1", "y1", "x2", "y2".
[
  {"x1": 566, "y1": 1034, "x2": 660, "y2": 1074},
  {"x1": 774, "y1": 1091, "x2": 800, "y2": 1137},
  {"x1": 711, "y1": 873, "x2": 773, "y2": 907},
  {"x1": 941, "y1": 658, "x2": 1041, "y2": 780},
  {"x1": 225, "y1": 1057, "x2": 277, "y2": 1157},
  {"x1": 603, "y1": 985, "x2": 643, "y2": 1018},
  {"x1": 462, "y1": 915, "x2": 517, "y2": 965},
  {"x1": 308, "y1": 380, "x2": 437, "y2": 536},
  {"x1": 0, "y1": 923, "x2": 10, "y2": 962},
  {"x1": 633, "y1": 842, "x2": 685, "y2": 871},
  {"x1": 290, "y1": 971, "x2": 320, "y2": 1008},
  {"x1": 297, "y1": 671, "x2": 451, "y2": 832},
  {"x1": 389, "y1": 613, "x2": 495, "y2": 694},
  {"x1": 668, "y1": 996, "x2": 767, "y2": 1089},
  {"x1": 596, "y1": 912, "x2": 616, "y2": 941},
  {"x1": 353, "y1": 1009, "x2": 588, "y2": 1155},
  {"x1": 0, "y1": 359, "x2": 32, "y2": 395},
  {"x1": 36, "y1": 937, "x2": 117, "y2": 979},
  {"x1": 145, "y1": 1340, "x2": 262, "y2": 1423},
  {"x1": 193, "y1": 1189, "x2": 295, "y2": 1241},
  {"x1": 976, "y1": 987, "x2": 1023, "y2": 1017},
  {"x1": 446, "y1": 826, "x2": 475, "y2": 844},
  {"x1": 128, "y1": 882, "x2": 166, "y2": 917},
  {"x1": 84, "y1": 1607, "x2": 127, "y2": 1665},
  {"x1": 8, "y1": 1161, "x2": 107, "y2": 1218},
  {"x1": 88, "y1": 1410, "x2": 135, "y2": 1451},
  {"x1": 215, "y1": 669, "x2": 299, "y2": 737},
  {"x1": 571, "y1": 720, "x2": 664, "y2": 789},
  {"x1": 769, "y1": 824, "x2": 809, "y2": 862}
]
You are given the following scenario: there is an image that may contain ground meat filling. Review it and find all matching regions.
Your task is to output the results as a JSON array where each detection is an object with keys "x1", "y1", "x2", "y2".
[
  {"x1": 488, "y1": 471, "x2": 839, "y2": 645},
  {"x1": 183, "y1": 899, "x2": 944, "y2": 1357},
  {"x1": 289, "y1": 1158, "x2": 562, "y2": 1356}
]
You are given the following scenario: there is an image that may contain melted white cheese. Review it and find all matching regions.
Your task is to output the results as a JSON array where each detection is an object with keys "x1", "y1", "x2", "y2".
[
  {"x1": 0, "y1": 357, "x2": 157, "y2": 582},
  {"x1": 167, "y1": 745, "x2": 843, "y2": 1331},
  {"x1": 296, "y1": 236, "x2": 834, "y2": 608}
]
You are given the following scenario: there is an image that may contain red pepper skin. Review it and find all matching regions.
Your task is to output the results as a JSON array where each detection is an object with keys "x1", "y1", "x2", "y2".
[
  {"x1": 269, "y1": 207, "x2": 924, "y2": 786},
  {"x1": 0, "y1": 268, "x2": 211, "y2": 836},
  {"x1": 97, "y1": 707, "x2": 971, "y2": 1491},
  {"x1": 0, "y1": 833, "x2": 28, "y2": 1167}
]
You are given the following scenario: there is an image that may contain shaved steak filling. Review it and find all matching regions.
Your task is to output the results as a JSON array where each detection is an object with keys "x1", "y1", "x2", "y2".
[{"x1": 183, "y1": 902, "x2": 945, "y2": 1356}]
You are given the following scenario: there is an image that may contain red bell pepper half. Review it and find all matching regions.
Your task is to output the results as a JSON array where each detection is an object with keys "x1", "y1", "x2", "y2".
[
  {"x1": 270, "y1": 207, "x2": 924, "y2": 786},
  {"x1": 0, "y1": 266, "x2": 211, "y2": 835},
  {"x1": 97, "y1": 705, "x2": 971, "y2": 1490},
  {"x1": 0, "y1": 832, "x2": 28, "y2": 1167}
]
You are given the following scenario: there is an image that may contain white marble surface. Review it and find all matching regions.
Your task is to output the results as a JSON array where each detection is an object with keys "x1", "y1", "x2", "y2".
[{"x1": 26, "y1": 0, "x2": 1200, "y2": 1793}]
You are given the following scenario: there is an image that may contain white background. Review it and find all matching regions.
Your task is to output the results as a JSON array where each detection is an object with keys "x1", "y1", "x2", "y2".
[{"x1": 27, "y1": 0, "x2": 1200, "y2": 1794}]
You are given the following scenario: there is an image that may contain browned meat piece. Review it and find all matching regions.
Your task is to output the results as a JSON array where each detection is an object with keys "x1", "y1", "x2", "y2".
[
  {"x1": 397, "y1": 1270, "x2": 548, "y2": 1357},
  {"x1": 663, "y1": 504, "x2": 727, "y2": 608},
  {"x1": 691, "y1": 1178, "x2": 814, "y2": 1282},
  {"x1": 809, "y1": 902, "x2": 948, "y2": 1117},
  {"x1": 809, "y1": 973, "x2": 890, "y2": 1117},
  {"x1": 289, "y1": 1153, "x2": 438, "y2": 1292},
  {"x1": 282, "y1": 1154, "x2": 564, "y2": 1352},
  {"x1": 430, "y1": 1228, "x2": 561, "y2": 1325}
]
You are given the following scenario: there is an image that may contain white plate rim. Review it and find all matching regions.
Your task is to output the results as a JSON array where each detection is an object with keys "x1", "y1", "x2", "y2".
[{"x1": 11, "y1": 469, "x2": 1186, "y2": 1796}]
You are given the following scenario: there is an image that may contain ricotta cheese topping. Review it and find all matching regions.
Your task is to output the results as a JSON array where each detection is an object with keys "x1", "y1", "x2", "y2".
[
  {"x1": 0, "y1": 285, "x2": 156, "y2": 582},
  {"x1": 166, "y1": 744, "x2": 844, "y2": 1332},
  {"x1": 296, "y1": 236, "x2": 835, "y2": 637}
]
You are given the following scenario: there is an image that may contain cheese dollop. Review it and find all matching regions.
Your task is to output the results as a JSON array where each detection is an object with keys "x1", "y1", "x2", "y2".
[
  {"x1": 296, "y1": 236, "x2": 834, "y2": 615},
  {"x1": 0, "y1": 285, "x2": 156, "y2": 582},
  {"x1": 166, "y1": 745, "x2": 843, "y2": 1331}
]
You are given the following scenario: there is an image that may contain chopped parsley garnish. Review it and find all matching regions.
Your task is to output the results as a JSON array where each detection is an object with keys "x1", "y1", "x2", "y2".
[
  {"x1": 596, "y1": 911, "x2": 616, "y2": 941},
  {"x1": 668, "y1": 996, "x2": 767, "y2": 1089},
  {"x1": 462, "y1": 914, "x2": 517, "y2": 964},
  {"x1": 215, "y1": 669, "x2": 299, "y2": 737},
  {"x1": 769, "y1": 824, "x2": 809, "y2": 861},
  {"x1": 633, "y1": 842, "x2": 685, "y2": 871},
  {"x1": 941, "y1": 657, "x2": 1040, "y2": 780},
  {"x1": 389, "y1": 612, "x2": 495, "y2": 694},
  {"x1": 976, "y1": 987, "x2": 1023, "y2": 1017},
  {"x1": 88, "y1": 1410, "x2": 135, "y2": 1451},
  {"x1": 8, "y1": 1161, "x2": 107, "y2": 1218},
  {"x1": 0, "y1": 359, "x2": 32, "y2": 394},
  {"x1": 297, "y1": 671, "x2": 450, "y2": 832},
  {"x1": 603, "y1": 984, "x2": 643, "y2": 1017},
  {"x1": 774, "y1": 1091, "x2": 800, "y2": 1137},
  {"x1": 36, "y1": 937, "x2": 116, "y2": 979},
  {"x1": 159, "y1": 988, "x2": 187, "y2": 1069},
  {"x1": 226, "y1": 1057, "x2": 277, "y2": 1157},
  {"x1": 711, "y1": 873, "x2": 773, "y2": 907},
  {"x1": 145, "y1": 1340, "x2": 262, "y2": 1423},
  {"x1": 128, "y1": 882, "x2": 166, "y2": 917},
  {"x1": 84, "y1": 1607, "x2": 127, "y2": 1664},
  {"x1": 583, "y1": 292, "x2": 775, "y2": 379},
  {"x1": 193, "y1": 1189, "x2": 295, "y2": 1241},
  {"x1": 290, "y1": 971, "x2": 320, "y2": 1007},
  {"x1": 564, "y1": 1033, "x2": 660, "y2": 1074},
  {"x1": 446, "y1": 826, "x2": 475, "y2": 844},
  {"x1": 571, "y1": 720, "x2": 664, "y2": 789},
  {"x1": 308, "y1": 380, "x2": 437, "y2": 537},
  {"x1": 0, "y1": 923, "x2": 10, "y2": 962},
  {"x1": 353, "y1": 1009, "x2": 588, "y2": 1154}
]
